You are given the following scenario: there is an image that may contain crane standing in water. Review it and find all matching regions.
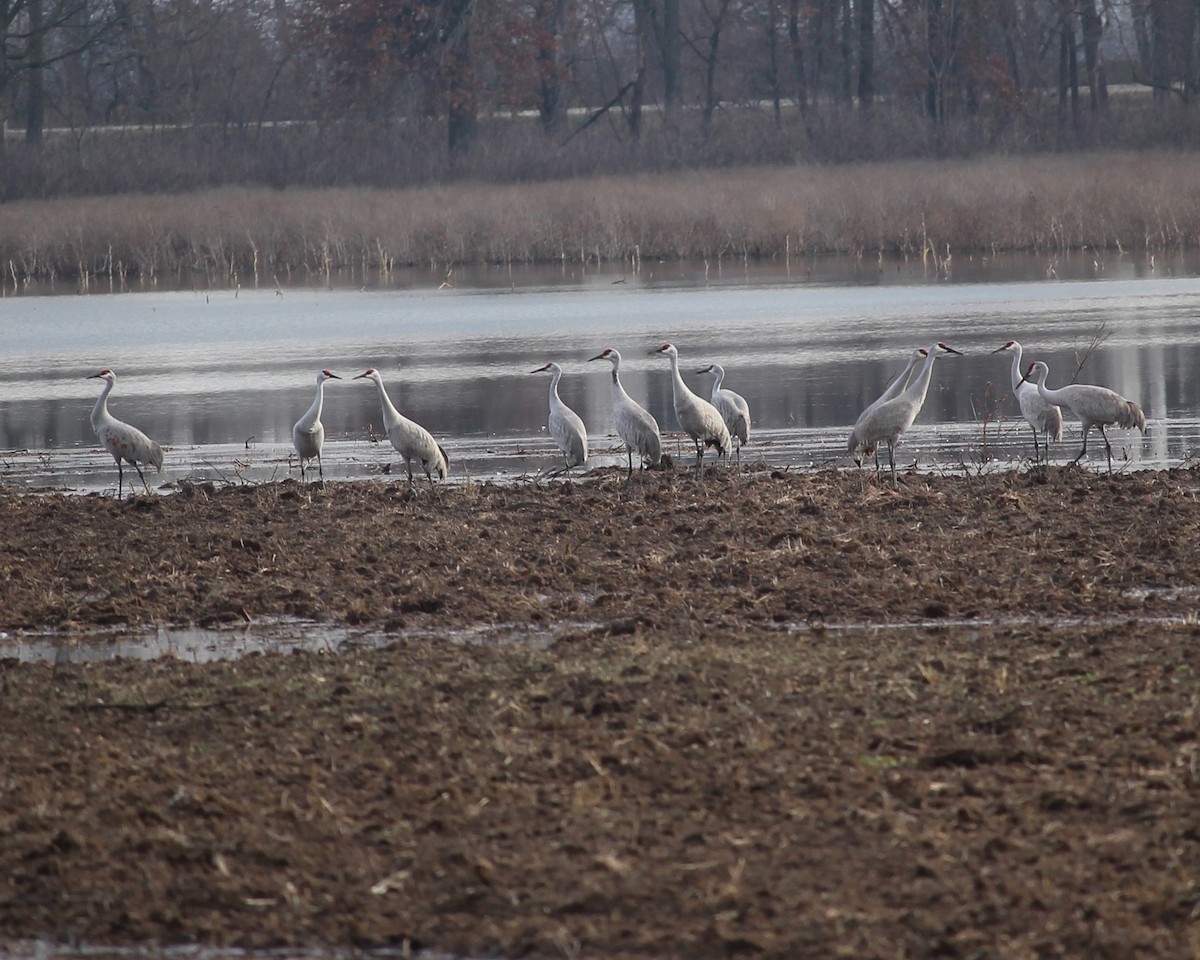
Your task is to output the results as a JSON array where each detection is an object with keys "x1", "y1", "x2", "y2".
[
  {"x1": 696, "y1": 362, "x2": 751, "y2": 463},
  {"x1": 87, "y1": 369, "x2": 164, "y2": 498},
  {"x1": 531, "y1": 362, "x2": 588, "y2": 477},
  {"x1": 653, "y1": 343, "x2": 730, "y2": 469},
  {"x1": 853, "y1": 342, "x2": 964, "y2": 486},
  {"x1": 1020, "y1": 360, "x2": 1146, "y2": 473},
  {"x1": 292, "y1": 369, "x2": 340, "y2": 482},
  {"x1": 354, "y1": 368, "x2": 449, "y2": 490},
  {"x1": 992, "y1": 340, "x2": 1063, "y2": 464},
  {"x1": 847, "y1": 347, "x2": 927, "y2": 470},
  {"x1": 588, "y1": 348, "x2": 661, "y2": 478}
]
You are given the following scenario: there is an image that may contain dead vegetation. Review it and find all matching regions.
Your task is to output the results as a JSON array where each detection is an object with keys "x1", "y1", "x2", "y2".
[
  {"x1": 1, "y1": 468, "x2": 1199, "y2": 958},
  {"x1": 3, "y1": 150, "x2": 1200, "y2": 286}
]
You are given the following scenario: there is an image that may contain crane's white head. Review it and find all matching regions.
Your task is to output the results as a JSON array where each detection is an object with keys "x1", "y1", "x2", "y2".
[
  {"x1": 87, "y1": 369, "x2": 116, "y2": 385},
  {"x1": 317, "y1": 369, "x2": 341, "y2": 383},
  {"x1": 353, "y1": 368, "x2": 382, "y2": 383},
  {"x1": 991, "y1": 340, "x2": 1019, "y2": 354},
  {"x1": 588, "y1": 348, "x2": 621, "y2": 367},
  {"x1": 652, "y1": 342, "x2": 678, "y2": 358},
  {"x1": 531, "y1": 362, "x2": 561, "y2": 375},
  {"x1": 936, "y1": 342, "x2": 964, "y2": 356},
  {"x1": 1020, "y1": 360, "x2": 1049, "y2": 386}
]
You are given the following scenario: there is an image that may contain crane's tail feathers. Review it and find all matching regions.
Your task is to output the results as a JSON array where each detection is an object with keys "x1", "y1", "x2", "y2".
[{"x1": 733, "y1": 417, "x2": 750, "y2": 445}]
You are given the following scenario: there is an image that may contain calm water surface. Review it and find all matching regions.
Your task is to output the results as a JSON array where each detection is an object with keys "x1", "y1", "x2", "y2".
[{"x1": 2, "y1": 251, "x2": 1199, "y2": 491}]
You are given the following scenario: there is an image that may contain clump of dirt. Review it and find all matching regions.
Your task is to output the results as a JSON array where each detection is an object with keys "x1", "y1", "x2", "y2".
[{"x1": 1, "y1": 467, "x2": 1199, "y2": 958}]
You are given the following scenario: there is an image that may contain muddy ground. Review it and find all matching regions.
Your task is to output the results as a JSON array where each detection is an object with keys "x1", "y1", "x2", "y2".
[{"x1": 1, "y1": 466, "x2": 1199, "y2": 959}]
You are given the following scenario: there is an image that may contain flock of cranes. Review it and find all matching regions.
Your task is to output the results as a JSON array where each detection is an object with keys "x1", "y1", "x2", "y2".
[{"x1": 83, "y1": 339, "x2": 1148, "y2": 497}]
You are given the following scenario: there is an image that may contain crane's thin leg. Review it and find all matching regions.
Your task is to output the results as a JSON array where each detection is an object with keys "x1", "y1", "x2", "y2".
[
  {"x1": 317, "y1": 452, "x2": 324, "y2": 482},
  {"x1": 888, "y1": 442, "x2": 898, "y2": 487},
  {"x1": 134, "y1": 462, "x2": 150, "y2": 495},
  {"x1": 1072, "y1": 426, "x2": 1091, "y2": 466},
  {"x1": 116, "y1": 460, "x2": 124, "y2": 499},
  {"x1": 1030, "y1": 424, "x2": 1040, "y2": 464},
  {"x1": 626, "y1": 447, "x2": 634, "y2": 481},
  {"x1": 1100, "y1": 425, "x2": 1113, "y2": 474}
]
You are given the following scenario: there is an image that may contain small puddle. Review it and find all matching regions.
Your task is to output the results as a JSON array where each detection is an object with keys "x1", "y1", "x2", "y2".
[
  {"x1": 0, "y1": 619, "x2": 600, "y2": 665},
  {"x1": 780, "y1": 609, "x2": 1200, "y2": 637}
]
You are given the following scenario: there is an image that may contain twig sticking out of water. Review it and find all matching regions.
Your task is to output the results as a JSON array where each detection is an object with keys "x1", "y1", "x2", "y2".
[{"x1": 1072, "y1": 321, "x2": 1113, "y2": 382}]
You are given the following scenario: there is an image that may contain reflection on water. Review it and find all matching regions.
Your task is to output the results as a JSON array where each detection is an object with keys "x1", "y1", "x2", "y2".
[{"x1": 2, "y1": 250, "x2": 1200, "y2": 490}]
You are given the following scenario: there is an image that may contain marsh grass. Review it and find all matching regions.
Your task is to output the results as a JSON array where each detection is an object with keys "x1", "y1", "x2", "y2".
[{"x1": 2, "y1": 149, "x2": 1199, "y2": 285}]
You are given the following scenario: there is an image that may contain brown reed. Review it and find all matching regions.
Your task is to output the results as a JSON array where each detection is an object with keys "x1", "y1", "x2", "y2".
[{"x1": 1, "y1": 149, "x2": 1198, "y2": 286}]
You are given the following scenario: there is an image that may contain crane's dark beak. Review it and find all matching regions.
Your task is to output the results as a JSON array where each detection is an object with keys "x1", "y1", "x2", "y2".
[
  {"x1": 587, "y1": 353, "x2": 605, "y2": 362},
  {"x1": 939, "y1": 343, "x2": 965, "y2": 356},
  {"x1": 990, "y1": 345, "x2": 1009, "y2": 354},
  {"x1": 1019, "y1": 367, "x2": 1034, "y2": 385},
  {"x1": 530, "y1": 364, "x2": 552, "y2": 374}
]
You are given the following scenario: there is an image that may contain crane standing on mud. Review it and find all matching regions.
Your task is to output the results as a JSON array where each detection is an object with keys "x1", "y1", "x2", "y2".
[
  {"x1": 852, "y1": 342, "x2": 964, "y2": 486},
  {"x1": 292, "y1": 369, "x2": 340, "y2": 482},
  {"x1": 589, "y1": 348, "x2": 661, "y2": 479},
  {"x1": 354, "y1": 368, "x2": 449, "y2": 491},
  {"x1": 697, "y1": 362, "x2": 751, "y2": 463},
  {"x1": 653, "y1": 342, "x2": 730, "y2": 469},
  {"x1": 88, "y1": 368, "x2": 164, "y2": 498},
  {"x1": 531, "y1": 362, "x2": 588, "y2": 477},
  {"x1": 1020, "y1": 360, "x2": 1146, "y2": 473},
  {"x1": 993, "y1": 340, "x2": 1063, "y2": 464},
  {"x1": 847, "y1": 347, "x2": 927, "y2": 471}
]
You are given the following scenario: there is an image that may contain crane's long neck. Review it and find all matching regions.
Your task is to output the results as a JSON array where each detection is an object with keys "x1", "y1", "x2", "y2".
[
  {"x1": 903, "y1": 349, "x2": 939, "y2": 407},
  {"x1": 1032, "y1": 367, "x2": 1065, "y2": 406},
  {"x1": 609, "y1": 366, "x2": 627, "y2": 403},
  {"x1": 1008, "y1": 345, "x2": 1025, "y2": 393},
  {"x1": 881, "y1": 354, "x2": 920, "y2": 405},
  {"x1": 91, "y1": 379, "x2": 114, "y2": 429},
  {"x1": 373, "y1": 376, "x2": 403, "y2": 426},
  {"x1": 548, "y1": 369, "x2": 563, "y2": 411},
  {"x1": 667, "y1": 351, "x2": 689, "y2": 401},
  {"x1": 711, "y1": 366, "x2": 725, "y2": 394},
  {"x1": 304, "y1": 379, "x2": 326, "y2": 425}
]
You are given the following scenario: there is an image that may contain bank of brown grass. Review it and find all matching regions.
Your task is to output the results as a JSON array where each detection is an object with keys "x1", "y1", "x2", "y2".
[{"x1": 2, "y1": 149, "x2": 1198, "y2": 285}]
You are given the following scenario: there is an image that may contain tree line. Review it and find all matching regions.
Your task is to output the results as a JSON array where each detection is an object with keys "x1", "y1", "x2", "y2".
[{"x1": 2, "y1": 0, "x2": 1199, "y2": 199}]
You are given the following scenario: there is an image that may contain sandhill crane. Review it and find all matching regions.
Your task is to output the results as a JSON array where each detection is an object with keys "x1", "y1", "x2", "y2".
[
  {"x1": 531, "y1": 362, "x2": 588, "y2": 477},
  {"x1": 293, "y1": 369, "x2": 340, "y2": 481},
  {"x1": 1020, "y1": 360, "x2": 1146, "y2": 473},
  {"x1": 87, "y1": 369, "x2": 164, "y2": 498},
  {"x1": 588, "y1": 348, "x2": 662, "y2": 478},
  {"x1": 854, "y1": 342, "x2": 964, "y2": 486},
  {"x1": 354, "y1": 368, "x2": 449, "y2": 489},
  {"x1": 652, "y1": 343, "x2": 731, "y2": 468},
  {"x1": 992, "y1": 340, "x2": 1063, "y2": 463},
  {"x1": 847, "y1": 348, "x2": 927, "y2": 467},
  {"x1": 696, "y1": 362, "x2": 751, "y2": 463}
]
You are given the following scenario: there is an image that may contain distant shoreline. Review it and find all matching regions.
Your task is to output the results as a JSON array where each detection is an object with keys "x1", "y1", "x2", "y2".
[{"x1": 2, "y1": 148, "x2": 1199, "y2": 287}]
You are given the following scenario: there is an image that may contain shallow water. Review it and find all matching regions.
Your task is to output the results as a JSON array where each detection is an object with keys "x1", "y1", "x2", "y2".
[{"x1": 2, "y1": 250, "x2": 1199, "y2": 493}]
